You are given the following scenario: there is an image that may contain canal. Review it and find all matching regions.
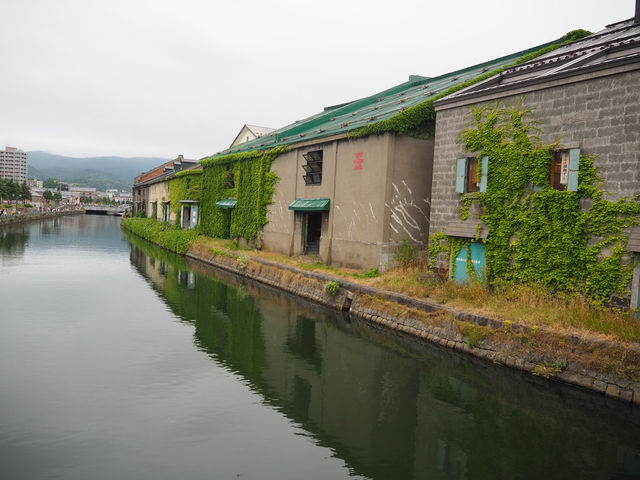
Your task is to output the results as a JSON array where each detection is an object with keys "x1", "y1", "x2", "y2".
[{"x1": 1, "y1": 215, "x2": 639, "y2": 479}]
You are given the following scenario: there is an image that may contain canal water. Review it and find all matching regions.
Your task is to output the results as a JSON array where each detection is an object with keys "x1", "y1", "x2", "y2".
[{"x1": 1, "y1": 215, "x2": 639, "y2": 479}]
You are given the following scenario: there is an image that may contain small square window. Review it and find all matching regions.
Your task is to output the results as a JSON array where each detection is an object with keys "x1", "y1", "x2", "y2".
[{"x1": 302, "y1": 150, "x2": 323, "y2": 185}]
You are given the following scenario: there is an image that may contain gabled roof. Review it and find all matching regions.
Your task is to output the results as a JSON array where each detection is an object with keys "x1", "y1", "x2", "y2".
[
  {"x1": 246, "y1": 125, "x2": 275, "y2": 137},
  {"x1": 207, "y1": 38, "x2": 565, "y2": 159},
  {"x1": 230, "y1": 124, "x2": 276, "y2": 148},
  {"x1": 134, "y1": 155, "x2": 199, "y2": 187},
  {"x1": 436, "y1": 19, "x2": 640, "y2": 107}
]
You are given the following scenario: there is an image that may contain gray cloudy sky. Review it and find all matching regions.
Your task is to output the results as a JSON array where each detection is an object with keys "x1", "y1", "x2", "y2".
[{"x1": 0, "y1": 0, "x2": 634, "y2": 159}]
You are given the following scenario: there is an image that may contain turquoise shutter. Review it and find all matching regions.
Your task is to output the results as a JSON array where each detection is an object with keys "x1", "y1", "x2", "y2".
[
  {"x1": 455, "y1": 158, "x2": 467, "y2": 193},
  {"x1": 480, "y1": 156, "x2": 489, "y2": 193},
  {"x1": 567, "y1": 149, "x2": 580, "y2": 191}
]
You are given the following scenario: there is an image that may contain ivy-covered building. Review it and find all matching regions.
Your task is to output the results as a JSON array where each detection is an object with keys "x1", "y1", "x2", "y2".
[
  {"x1": 132, "y1": 154, "x2": 199, "y2": 221},
  {"x1": 429, "y1": 17, "x2": 640, "y2": 308},
  {"x1": 199, "y1": 39, "x2": 567, "y2": 271}
]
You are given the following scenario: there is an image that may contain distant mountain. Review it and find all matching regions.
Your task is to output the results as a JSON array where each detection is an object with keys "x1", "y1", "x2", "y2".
[{"x1": 27, "y1": 151, "x2": 171, "y2": 192}]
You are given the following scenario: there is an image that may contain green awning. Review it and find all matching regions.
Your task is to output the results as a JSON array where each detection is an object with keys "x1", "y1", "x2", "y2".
[
  {"x1": 288, "y1": 198, "x2": 330, "y2": 211},
  {"x1": 216, "y1": 199, "x2": 237, "y2": 209}
]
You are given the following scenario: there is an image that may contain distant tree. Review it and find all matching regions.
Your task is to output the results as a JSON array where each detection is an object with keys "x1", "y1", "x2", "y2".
[
  {"x1": 6, "y1": 180, "x2": 20, "y2": 202},
  {"x1": 20, "y1": 182, "x2": 32, "y2": 202},
  {"x1": 43, "y1": 178, "x2": 59, "y2": 189},
  {"x1": 53, "y1": 192, "x2": 62, "y2": 201},
  {"x1": 43, "y1": 190, "x2": 54, "y2": 201}
]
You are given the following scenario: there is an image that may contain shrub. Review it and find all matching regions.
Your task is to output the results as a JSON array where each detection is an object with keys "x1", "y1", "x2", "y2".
[
  {"x1": 122, "y1": 218, "x2": 200, "y2": 254},
  {"x1": 394, "y1": 240, "x2": 419, "y2": 268},
  {"x1": 325, "y1": 280, "x2": 340, "y2": 295}
]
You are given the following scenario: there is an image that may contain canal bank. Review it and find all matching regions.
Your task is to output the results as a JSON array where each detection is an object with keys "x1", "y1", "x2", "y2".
[
  {"x1": 183, "y1": 242, "x2": 640, "y2": 405},
  {"x1": 0, "y1": 209, "x2": 83, "y2": 226},
  {"x1": 121, "y1": 220, "x2": 640, "y2": 405}
]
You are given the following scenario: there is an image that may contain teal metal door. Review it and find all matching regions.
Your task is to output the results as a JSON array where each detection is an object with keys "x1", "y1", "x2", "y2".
[{"x1": 453, "y1": 242, "x2": 486, "y2": 284}]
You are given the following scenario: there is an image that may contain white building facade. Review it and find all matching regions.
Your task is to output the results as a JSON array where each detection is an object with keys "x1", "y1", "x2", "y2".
[{"x1": 0, "y1": 147, "x2": 28, "y2": 183}]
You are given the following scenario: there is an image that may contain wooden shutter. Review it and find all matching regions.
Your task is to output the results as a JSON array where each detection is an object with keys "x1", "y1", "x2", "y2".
[
  {"x1": 567, "y1": 148, "x2": 580, "y2": 191},
  {"x1": 455, "y1": 158, "x2": 466, "y2": 193},
  {"x1": 480, "y1": 156, "x2": 489, "y2": 193}
]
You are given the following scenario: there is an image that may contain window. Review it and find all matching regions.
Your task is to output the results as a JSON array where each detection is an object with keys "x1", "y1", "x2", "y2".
[
  {"x1": 302, "y1": 150, "x2": 323, "y2": 185},
  {"x1": 550, "y1": 149, "x2": 580, "y2": 191},
  {"x1": 162, "y1": 201, "x2": 171, "y2": 222},
  {"x1": 456, "y1": 156, "x2": 488, "y2": 193},
  {"x1": 223, "y1": 165, "x2": 235, "y2": 189}
]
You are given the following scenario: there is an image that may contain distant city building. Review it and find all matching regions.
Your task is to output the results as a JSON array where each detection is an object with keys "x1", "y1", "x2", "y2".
[
  {"x1": 230, "y1": 124, "x2": 275, "y2": 148},
  {"x1": 28, "y1": 178, "x2": 43, "y2": 189},
  {"x1": 69, "y1": 186, "x2": 97, "y2": 199},
  {"x1": 118, "y1": 191, "x2": 133, "y2": 202},
  {"x1": 0, "y1": 146, "x2": 28, "y2": 183},
  {"x1": 106, "y1": 189, "x2": 119, "y2": 199}
]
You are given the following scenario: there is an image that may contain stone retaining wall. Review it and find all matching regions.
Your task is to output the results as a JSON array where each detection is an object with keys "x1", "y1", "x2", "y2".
[
  {"x1": 183, "y1": 243, "x2": 640, "y2": 404},
  {"x1": 0, "y1": 210, "x2": 83, "y2": 226}
]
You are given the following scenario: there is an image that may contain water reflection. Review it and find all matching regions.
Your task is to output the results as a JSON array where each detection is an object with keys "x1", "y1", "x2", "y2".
[
  {"x1": 0, "y1": 226, "x2": 30, "y2": 256},
  {"x1": 126, "y1": 233, "x2": 640, "y2": 480}
]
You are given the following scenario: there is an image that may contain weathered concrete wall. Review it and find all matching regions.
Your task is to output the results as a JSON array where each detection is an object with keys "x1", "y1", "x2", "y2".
[
  {"x1": 430, "y1": 70, "x2": 640, "y2": 240},
  {"x1": 384, "y1": 136, "x2": 433, "y2": 265},
  {"x1": 263, "y1": 149, "x2": 298, "y2": 255},
  {"x1": 329, "y1": 135, "x2": 390, "y2": 269},
  {"x1": 263, "y1": 133, "x2": 433, "y2": 271},
  {"x1": 147, "y1": 181, "x2": 171, "y2": 221}
]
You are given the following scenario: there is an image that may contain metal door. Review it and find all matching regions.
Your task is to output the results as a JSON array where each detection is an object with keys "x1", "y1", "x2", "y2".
[{"x1": 453, "y1": 242, "x2": 486, "y2": 284}]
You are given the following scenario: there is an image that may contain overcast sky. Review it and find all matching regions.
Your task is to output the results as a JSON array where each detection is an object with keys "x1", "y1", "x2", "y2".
[{"x1": 0, "y1": 0, "x2": 635, "y2": 159}]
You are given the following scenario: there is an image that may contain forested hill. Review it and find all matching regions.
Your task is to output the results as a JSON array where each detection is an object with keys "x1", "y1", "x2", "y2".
[{"x1": 27, "y1": 151, "x2": 171, "y2": 191}]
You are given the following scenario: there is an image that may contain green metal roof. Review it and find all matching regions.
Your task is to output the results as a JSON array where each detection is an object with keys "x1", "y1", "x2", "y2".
[
  {"x1": 288, "y1": 198, "x2": 330, "y2": 211},
  {"x1": 207, "y1": 38, "x2": 563, "y2": 159},
  {"x1": 216, "y1": 199, "x2": 237, "y2": 209}
]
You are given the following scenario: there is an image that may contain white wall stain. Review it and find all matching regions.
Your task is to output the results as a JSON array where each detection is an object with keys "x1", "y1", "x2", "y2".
[{"x1": 385, "y1": 181, "x2": 429, "y2": 244}]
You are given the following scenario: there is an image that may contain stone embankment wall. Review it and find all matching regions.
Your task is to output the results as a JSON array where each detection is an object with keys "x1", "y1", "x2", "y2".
[
  {"x1": 186, "y1": 244, "x2": 640, "y2": 404},
  {"x1": 0, "y1": 210, "x2": 83, "y2": 226}
]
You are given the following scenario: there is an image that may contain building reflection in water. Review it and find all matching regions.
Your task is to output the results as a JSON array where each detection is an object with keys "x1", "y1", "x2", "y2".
[{"x1": 126, "y1": 232, "x2": 640, "y2": 480}]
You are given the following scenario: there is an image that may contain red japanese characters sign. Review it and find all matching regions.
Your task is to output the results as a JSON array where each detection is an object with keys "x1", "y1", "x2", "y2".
[{"x1": 354, "y1": 152, "x2": 364, "y2": 170}]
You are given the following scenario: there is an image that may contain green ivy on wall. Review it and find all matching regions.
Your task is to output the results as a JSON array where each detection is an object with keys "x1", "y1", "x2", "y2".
[
  {"x1": 200, "y1": 146, "x2": 284, "y2": 241},
  {"x1": 169, "y1": 170, "x2": 203, "y2": 226},
  {"x1": 431, "y1": 101, "x2": 640, "y2": 305},
  {"x1": 348, "y1": 30, "x2": 591, "y2": 141}
]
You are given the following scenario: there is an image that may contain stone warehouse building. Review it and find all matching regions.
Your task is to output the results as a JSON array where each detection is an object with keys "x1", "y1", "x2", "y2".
[
  {"x1": 429, "y1": 17, "x2": 640, "y2": 308},
  {"x1": 0, "y1": 146, "x2": 28, "y2": 183}
]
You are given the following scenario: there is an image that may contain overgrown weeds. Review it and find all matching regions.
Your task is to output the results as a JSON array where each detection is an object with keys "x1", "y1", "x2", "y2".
[{"x1": 380, "y1": 265, "x2": 640, "y2": 342}]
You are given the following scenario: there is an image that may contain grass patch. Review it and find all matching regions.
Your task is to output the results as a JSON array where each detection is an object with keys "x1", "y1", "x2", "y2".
[{"x1": 455, "y1": 320, "x2": 495, "y2": 348}]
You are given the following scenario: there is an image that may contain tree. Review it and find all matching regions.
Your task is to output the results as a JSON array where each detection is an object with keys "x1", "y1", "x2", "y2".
[
  {"x1": 20, "y1": 182, "x2": 32, "y2": 203},
  {"x1": 43, "y1": 178, "x2": 59, "y2": 189},
  {"x1": 43, "y1": 190, "x2": 54, "y2": 201},
  {"x1": 7, "y1": 180, "x2": 20, "y2": 202}
]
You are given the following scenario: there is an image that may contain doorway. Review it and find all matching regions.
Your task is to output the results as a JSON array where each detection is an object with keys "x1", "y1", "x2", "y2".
[{"x1": 304, "y1": 212, "x2": 322, "y2": 255}]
